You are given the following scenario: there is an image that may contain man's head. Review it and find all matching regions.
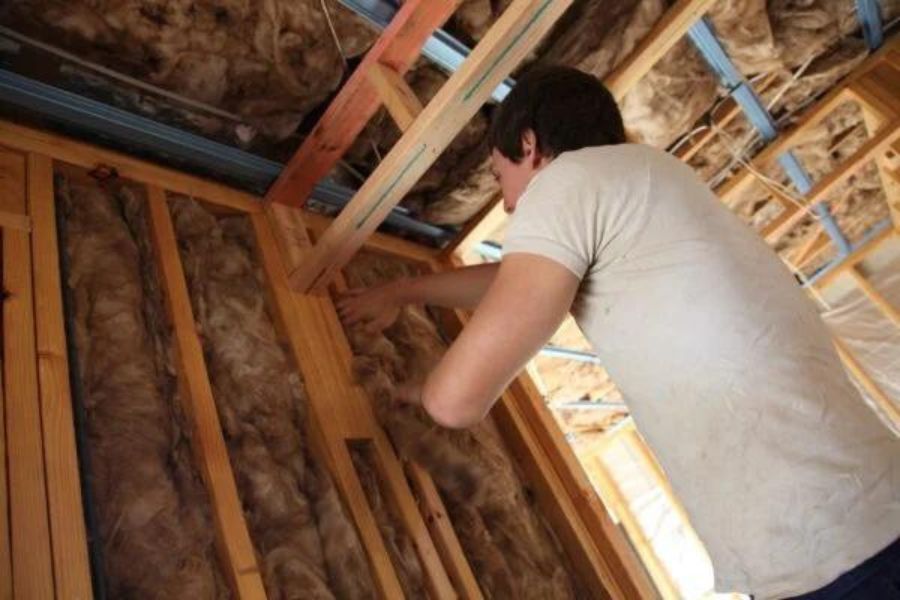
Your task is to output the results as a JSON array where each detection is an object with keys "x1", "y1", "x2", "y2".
[{"x1": 488, "y1": 65, "x2": 626, "y2": 212}]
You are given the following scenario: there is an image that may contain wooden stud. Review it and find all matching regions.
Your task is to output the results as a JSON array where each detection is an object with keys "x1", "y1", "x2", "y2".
[
  {"x1": 265, "y1": 0, "x2": 461, "y2": 207},
  {"x1": 490, "y1": 389, "x2": 627, "y2": 598},
  {"x1": 761, "y1": 121, "x2": 900, "y2": 243},
  {"x1": 1, "y1": 147, "x2": 55, "y2": 599},
  {"x1": 250, "y1": 211, "x2": 457, "y2": 599},
  {"x1": 849, "y1": 266, "x2": 900, "y2": 327},
  {"x1": 0, "y1": 119, "x2": 261, "y2": 213},
  {"x1": 604, "y1": 0, "x2": 718, "y2": 100},
  {"x1": 369, "y1": 63, "x2": 425, "y2": 133},
  {"x1": 587, "y1": 451, "x2": 679, "y2": 600},
  {"x1": 792, "y1": 228, "x2": 829, "y2": 269},
  {"x1": 717, "y1": 38, "x2": 900, "y2": 206},
  {"x1": 28, "y1": 153, "x2": 94, "y2": 599},
  {"x1": 834, "y1": 338, "x2": 900, "y2": 430},
  {"x1": 848, "y1": 66, "x2": 900, "y2": 230},
  {"x1": 0, "y1": 210, "x2": 30, "y2": 231},
  {"x1": 145, "y1": 186, "x2": 266, "y2": 599},
  {"x1": 505, "y1": 368, "x2": 658, "y2": 599},
  {"x1": 298, "y1": 208, "x2": 439, "y2": 265},
  {"x1": 287, "y1": 0, "x2": 575, "y2": 291},
  {"x1": 405, "y1": 461, "x2": 483, "y2": 600},
  {"x1": 813, "y1": 228, "x2": 895, "y2": 289}
]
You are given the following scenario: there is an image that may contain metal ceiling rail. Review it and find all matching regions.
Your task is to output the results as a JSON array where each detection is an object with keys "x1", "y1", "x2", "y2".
[
  {"x1": 540, "y1": 345, "x2": 604, "y2": 365},
  {"x1": 0, "y1": 67, "x2": 453, "y2": 242},
  {"x1": 688, "y1": 17, "x2": 853, "y2": 256},
  {"x1": 338, "y1": 0, "x2": 515, "y2": 101}
]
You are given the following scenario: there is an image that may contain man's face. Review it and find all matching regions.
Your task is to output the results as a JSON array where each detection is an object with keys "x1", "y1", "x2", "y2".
[
  {"x1": 490, "y1": 132, "x2": 550, "y2": 213},
  {"x1": 490, "y1": 149, "x2": 535, "y2": 214}
]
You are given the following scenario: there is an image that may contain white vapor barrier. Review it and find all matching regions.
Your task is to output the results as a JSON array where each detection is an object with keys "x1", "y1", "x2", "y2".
[{"x1": 821, "y1": 256, "x2": 900, "y2": 436}]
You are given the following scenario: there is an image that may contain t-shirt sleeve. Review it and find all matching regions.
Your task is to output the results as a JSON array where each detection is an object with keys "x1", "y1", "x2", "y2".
[{"x1": 502, "y1": 161, "x2": 598, "y2": 279}]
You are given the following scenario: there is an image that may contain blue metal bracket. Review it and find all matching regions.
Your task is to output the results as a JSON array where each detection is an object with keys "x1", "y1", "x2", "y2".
[{"x1": 688, "y1": 17, "x2": 853, "y2": 256}]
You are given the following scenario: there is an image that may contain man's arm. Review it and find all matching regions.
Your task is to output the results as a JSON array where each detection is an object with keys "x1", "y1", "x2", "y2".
[
  {"x1": 421, "y1": 253, "x2": 579, "y2": 428},
  {"x1": 338, "y1": 262, "x2": 498, "y2": 329}
]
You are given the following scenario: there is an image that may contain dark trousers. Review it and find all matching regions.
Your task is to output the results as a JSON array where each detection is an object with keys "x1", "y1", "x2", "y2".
[{"x1": 787, "y1": 537, "x2": 900, "y2": 599}]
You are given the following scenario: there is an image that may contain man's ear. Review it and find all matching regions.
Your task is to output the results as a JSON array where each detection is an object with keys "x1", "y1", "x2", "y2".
[
  {"x1": 521, "y1": 129, "x2": 537, "y2": 156},
  {"x1": 521, "y1": 129, "x2": 544, "y2": 168}
]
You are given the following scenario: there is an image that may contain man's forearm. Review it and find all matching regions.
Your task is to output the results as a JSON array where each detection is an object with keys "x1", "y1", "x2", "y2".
[{"x1": 394, "y1": 263, "x2": 499, "y2": 310}]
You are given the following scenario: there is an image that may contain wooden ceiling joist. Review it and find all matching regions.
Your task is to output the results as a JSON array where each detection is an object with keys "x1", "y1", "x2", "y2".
[
  {"x1": 286, "y1": 0, "x2": 576, "y2": 292},
  {"x1": 265, "y1": 0, "x2": 461, "y2": 207},
  {"x1": 603, "y1": 0, "x2": 718, "y2": 101}
]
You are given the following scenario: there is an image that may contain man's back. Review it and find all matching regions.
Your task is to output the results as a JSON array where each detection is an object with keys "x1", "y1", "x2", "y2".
[{"x1": 503, "y1": 144, "x2": 900, "y2": 597}]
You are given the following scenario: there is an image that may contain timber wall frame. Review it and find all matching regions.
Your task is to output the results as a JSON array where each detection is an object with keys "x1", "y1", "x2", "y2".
[{"x1": 0, "y1": 116, "x2": 657, "y2": 598}]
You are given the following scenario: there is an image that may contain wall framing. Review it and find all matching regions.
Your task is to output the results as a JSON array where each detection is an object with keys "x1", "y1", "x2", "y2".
[{"x1": 0, "y1": 117, "x2": 653, "y2": 598}]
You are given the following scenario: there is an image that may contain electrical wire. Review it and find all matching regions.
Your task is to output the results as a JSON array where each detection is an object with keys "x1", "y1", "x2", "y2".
[{"x1": 320, "y1": 0, "x2": 349, "y2": 71}]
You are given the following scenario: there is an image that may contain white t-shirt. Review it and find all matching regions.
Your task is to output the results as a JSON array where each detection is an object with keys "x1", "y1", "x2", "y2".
[{"x1": 503, "y1": 145, "x2": 900, "y2": 598}]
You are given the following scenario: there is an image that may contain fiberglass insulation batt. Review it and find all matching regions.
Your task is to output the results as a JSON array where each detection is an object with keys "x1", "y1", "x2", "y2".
[{"x1": 60, "y1": 177, "x2": 229, "y2": 598}]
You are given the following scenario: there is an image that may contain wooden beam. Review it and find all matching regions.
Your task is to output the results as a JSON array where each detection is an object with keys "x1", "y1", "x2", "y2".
[
  {"x1": 586, "y1": 454, "x2": 679, "y2": 600},
  {"x1": 145, "y1": 186, "x2": 266, "y2": 599},
  {"x1": 762, "y1": 121, "x2": 900, "y2": 243},
  {"x1": 849, "y1": 65, "x2": 900, "y2": 230},
  {"x1": 505, "y1": 370, "x2": 658, "y2": 599},
  {"x1": 834, "y1": 338, "x2": 900, "y2": 430},
  {"x1": 265, "y1": 0, "x2": 461, "y2": 207},
  {"x1": 793, "y1": 228, "x2": 829, "y2": 269},
  {"x1": 369, "y1": 63, "x2": 425, "y2": 133},
  {"x1": 405, "y1": 461, "x2": 483, "y2": 600},
  {"x1": 813, "y1": 227, "x2": 895, "y2": 289},
  {"x1": 0, "y1": 119, "x2": 261, "y2": 213},
  {"x1": 604, "y1": 0, "x2": 718, "y2": 100},
  {"x1": 301, "y1": 208, "x2": 438, "y2": 265},
  {"x1": 28, "y1": 153, "x2": 93, "y2": 598},
  {"x1": 849, "y1": 267, "x2": 900, "y2": 327},
  {"x1": 0, "y1": 210, "x2": 30, "y2": 232},
  {"x1": 717, "y1": 37, "x2": 900, "y2": 205},
  {"x1": 250, "y1": 211, "x2": 456, "y2": 599},
  {"x1": 1, "y1": 147, "x2": 55, "y2": 599},
  {"x1": 288, "y1": 0, "x2": 575, "y2": 291},
  {"x1": 716, "y1": 88, "x2": 856, "y2": 204},
  {"x1": 490, "y1": 389, "x2": 631, "y2": 598}
]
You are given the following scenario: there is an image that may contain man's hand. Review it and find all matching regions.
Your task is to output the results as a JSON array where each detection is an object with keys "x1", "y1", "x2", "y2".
[{"x1": 337, "y1": 282, "x2": 404, "y2": 331}]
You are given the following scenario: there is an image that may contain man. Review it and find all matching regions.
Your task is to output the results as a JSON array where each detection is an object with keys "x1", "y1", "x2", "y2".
[{"x1": 338, "y1": 66, "x2": 900, "y2": 598}]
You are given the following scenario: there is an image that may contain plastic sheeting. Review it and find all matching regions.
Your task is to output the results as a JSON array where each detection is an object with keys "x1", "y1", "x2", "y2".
[{"x1": 822, "y1": 256, "x2": 900, "y2": 436}]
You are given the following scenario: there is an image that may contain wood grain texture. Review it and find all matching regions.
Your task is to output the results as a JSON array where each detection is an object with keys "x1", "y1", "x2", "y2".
[
  {"x1": 0, "y1": 119, "x2": 261, "y2": 213},
  {"x1": 369, "y1": 62, "x2": 425, "y2": 132},
  {"x1": 146, "y1": 186, "x2": 266, "y2": 599},
  {"x1": 28, "y1": 153, "x2": 94, "y2": 599},
  {"x1": 2, "y1": 146, "x2": 55, "y2": 599},
  {"x1": 288, "y1": 0, "x2": 575, "y2": 291},
  {"x1": 265, "y1": 0, "x2": 460, "y2": 207}
]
